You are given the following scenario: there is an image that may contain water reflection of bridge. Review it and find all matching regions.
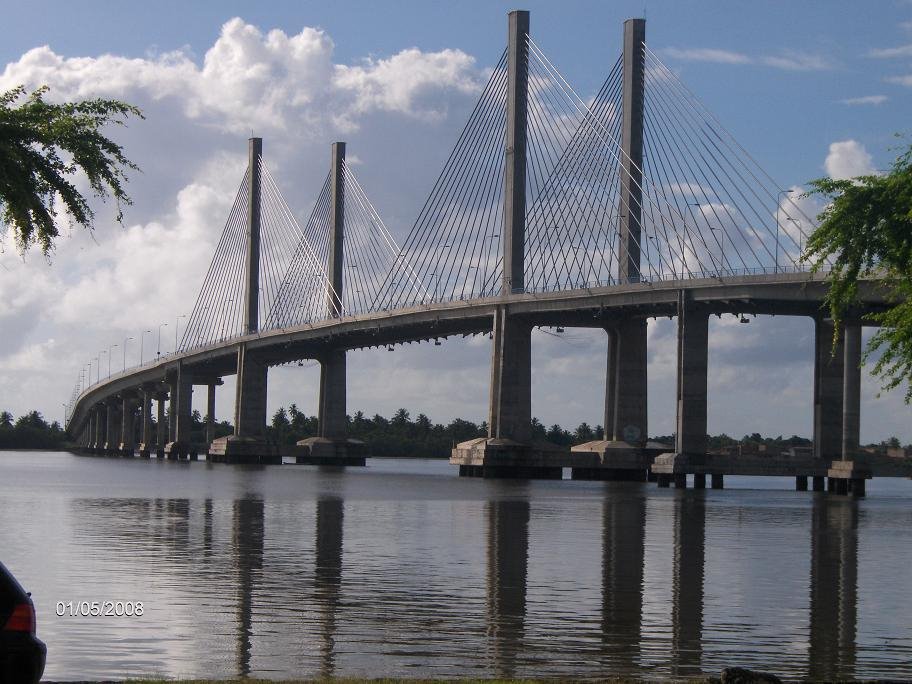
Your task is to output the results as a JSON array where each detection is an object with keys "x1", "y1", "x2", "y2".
[{"x1": 71, "y1": 488, "x2": 863, "y2": 678}]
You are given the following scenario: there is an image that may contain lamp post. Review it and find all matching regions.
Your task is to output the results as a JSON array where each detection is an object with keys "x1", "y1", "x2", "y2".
[
  {"x1": 139, "y1": 329, "x2": 151, "y2": 365},
  {"x1": 107, "y1": 344, "x2": 118, "y2": 378},
  {"x1": 157, "y1": 323, "x2": 168, "y2": 358},
  {"x1": 123, "y1": 336, "x2": 134, "y2": 372},
  {"x1": 687, "y1": 202, "x2": 703, "y2": 273},
  {"x1": 174, "y1": 314, "x2": 187, "y2": 353},
  {"x1": 776, "y1": 189, "x2": 793, "y2": 273},
  {"x1": 88, "y1": 361, "x2": 93, "y2": 387},
  {"x1": 99, "y1": 351, "x2": 106, "y2": 381}
]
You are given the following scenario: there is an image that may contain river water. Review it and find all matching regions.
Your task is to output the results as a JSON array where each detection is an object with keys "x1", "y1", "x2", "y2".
[{"x1": 1, "y1": 450, "x2": 911, "y2": 681}]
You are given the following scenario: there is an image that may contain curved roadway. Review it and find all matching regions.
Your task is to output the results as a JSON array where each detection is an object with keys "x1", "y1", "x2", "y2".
[{"x1": 68, "y1": 271, "x2": 888, "y2": 434}]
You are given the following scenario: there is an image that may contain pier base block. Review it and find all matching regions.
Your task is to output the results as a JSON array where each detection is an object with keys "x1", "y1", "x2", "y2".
[
  {"x1": 208, "y1": 435, "x2": 282, "y2": 465},
  {"x1": 117, "y1": 443, "x2": 135, "y2": 457},
  {"x1": 451, "y1": 438, "x2": 568, "y2": 479},
  {"x1": 163, "y1": 441, "x2": 192, "y2": 460},
  {"x1": 292, "y1": 437, "x2": 367, "y2": 466},
  {"x1": 569, "y1": 440, "x2": 670, "y2": 481},
  {"x1": 827, "y1": 460, "x2": 872, "y2": 498},
  {"x1": 137, "y1": 443, "x2": 153, "y2": 458}
]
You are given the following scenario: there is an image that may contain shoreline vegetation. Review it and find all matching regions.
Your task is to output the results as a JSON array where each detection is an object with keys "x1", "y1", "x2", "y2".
[{"x1": 3, "y1": 406, "x2": 911, "y2": 467}]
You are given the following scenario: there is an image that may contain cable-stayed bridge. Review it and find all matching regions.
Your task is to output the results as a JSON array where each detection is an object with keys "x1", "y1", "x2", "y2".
[{"x1": 66, "y1": 12, "x2": 894, "y2": 494}]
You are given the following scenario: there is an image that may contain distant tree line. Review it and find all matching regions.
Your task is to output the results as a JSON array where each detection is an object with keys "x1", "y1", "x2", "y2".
[
  {"x1": 2, "y1": 406, "x2": 909, "y2": 456},
  {"x1": 0, "y1": 410, "x2": 66, "y2": 449}
]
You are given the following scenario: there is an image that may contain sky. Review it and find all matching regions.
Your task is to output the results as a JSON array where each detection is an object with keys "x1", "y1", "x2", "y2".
[{"x1": 0, "y1": 0, "x2": 910, "y2": 442}]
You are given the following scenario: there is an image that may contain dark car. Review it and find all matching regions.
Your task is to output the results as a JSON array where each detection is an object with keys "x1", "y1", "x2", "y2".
[{"x1": 0, "y1": 562, "x2": 46, "y2": 684}]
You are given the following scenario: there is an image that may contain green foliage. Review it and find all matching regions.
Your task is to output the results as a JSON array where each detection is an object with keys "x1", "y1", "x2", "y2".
[
  {"x1": 0, "y1": 85, "x2": 142, "y2": 254},
  {"x1": 0, "y1": 409, "x2": 66, "y2": 448},
  {"x1": 804, "y1": 140, "x2": 912, "y2": 401}
]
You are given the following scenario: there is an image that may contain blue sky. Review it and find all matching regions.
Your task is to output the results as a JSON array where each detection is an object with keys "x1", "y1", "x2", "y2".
[{"x1": 1, "y1": 1, "x2": 910, "y2": 441}]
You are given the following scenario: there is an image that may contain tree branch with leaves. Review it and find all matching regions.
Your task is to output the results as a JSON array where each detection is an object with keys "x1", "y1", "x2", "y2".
[
  {"x1": 804, "y1": 140, "x2": 912, "y2": 401},
  {"x1": 0, "y1": 85, "x2": 143, "y2": 254}
]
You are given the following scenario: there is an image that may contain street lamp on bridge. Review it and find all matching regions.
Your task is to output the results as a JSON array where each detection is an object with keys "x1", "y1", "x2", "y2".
[
  {"x1": 123, "y1": 336, "x2": 134, "y2": 372},
  {"x1": 107, "y1": 344, "x2": 118, "y2": 378},
  {"x1": 157, "y1": 323, "x2": 168, "y2": 358},
  {"x1": 174, "y1": 314, "x2": 188, "y2": 353},
  {"x1": 776, "y1": 189, "x2": 794, "y2": 273},
  {"x1": 139, "y1": 329, "x2": 151, "y2": 365}
]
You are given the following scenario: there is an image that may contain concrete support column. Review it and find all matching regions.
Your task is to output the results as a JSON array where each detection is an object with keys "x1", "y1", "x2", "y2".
[
  {"x1": 155, "y1": 394, "x2": 166, "y2": 456},
  {"x1": 318, "y1": 350, "x2": 347, "y2": 440},
  {"x1": 244, "y1": 137, "x2": 262, "y2": 336},
  {"x1": 326, "y1": 142, "x2": 345, "y2": 316},
  {"x1": 234, "y1": 344, "x2": 268, "y2": 438},
  {"x1": 603, "y1": 327, "x2": 618, "y2": 436},
  {"x1": 139, "y1": 389, "x2": 153, "y2": 457},
  {"x1": 119, "y1": 394, "x2": 136, "y2": 456},
  {"x1": 103, "y1": 400, "x2": 119, "y2": 453},
  {"x1": 618, "y1": 18, "x2": 646, "y2": 284},
  {"x1": 206, "y1": 382, "x2": 217, "y2": 445},
  {"x1": 675, "y1": 293, "x2": 709, "y2": 460},
  {"x1": 842, "y1": 323, "x2": 861, "y2": 460},
  {"x1": 86, "y1": 411, "x2": 96, "y2": 450},
  {"x1": 94, "y1": 405, "x2": 104, "y2": 451},
  {"x1": 611, "y1": 318, "x2": 648, "y2": 444},
  {"x1": 813, "y1": 318, "x2": 844, "y2": 461},
  {"x1": 502, "y1": 10, "x2": 529, "y2": 296},
  {"x1": 165, "y1": 367, "x2": 193, "y2": 458},
  {"x1": 796, "y1": 475, "x2": 809, "y2": 491},
  {"x1": 488, "y1": 307, "x2": 532, "y2": 443}
]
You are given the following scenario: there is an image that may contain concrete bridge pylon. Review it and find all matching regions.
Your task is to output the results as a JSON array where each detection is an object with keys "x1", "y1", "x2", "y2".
[{"x1": 295, "y1": 142, "x2": 368, "y2": 466}]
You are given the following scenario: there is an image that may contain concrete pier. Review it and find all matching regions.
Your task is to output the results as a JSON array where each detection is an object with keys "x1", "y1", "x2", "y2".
[
  {"x1": 827, "y1": 323, "x2": 871, "y2": 497},
  {"x1": 103, "y1": 399, "x2": 121, "y2": 455},
  {"x1": 154, "y1": 392, "x2": 167, "y2": 457},
  {"x1": 117, "y1": 391, "x2": 137, "y2": 456},
  {"x1": 164, "y1": 367, "x2": 193, "y2": 459},
  {"x1": 210, "y1": 344, "x2": 280, "y2": 464},
  {"x1": 138, "y1": 387, "x2": 154, "y2": 457},
  {"x1": 814, "y1": 317, "x2": 844, "y2": 462},
  {"x1": 209, "y1": 138, "x2": 280, "y2": 465},
  {"x1": 451, "y1": 12, "x2": 571, "y2": 479},
  {"x1": 294, "y1": 143, "x2": 367, "y2": 467},
  {"x1": 652, "y1": 291, "x2": 710, "y2": 484}
]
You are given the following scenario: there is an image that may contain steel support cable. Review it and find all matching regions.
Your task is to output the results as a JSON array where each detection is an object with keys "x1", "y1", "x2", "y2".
[
  {"x1": 643, "y1": 62, "x2": 776, "y2": 270},
  {"x1": 583, "y1": 70, "x2": 626, "y2": 284},
  {"x1": 342, "y1": 186, "x2": 385, "y2": 313},
  {"x1": 526, "y1": 39, "x2": 669, "y2": 282},
  {"x1": 279, "y1": 176, "x2": 331, "y2": 325},
  {"x1": 180, "y1": 200, "x2": 236, "y2": 348},
  {"x1": 391, "y1": 82, "x2": 500, "y2": 305},
  {"x1": 375, "y1": 51, "x2": 508, "y2": 308},
  {"x1": 642, "y1": 133, "x2": 684, "y2": 277},
  {"x1": 526, "y1": 38, "x2": 688, "y2": 280},
  {"x1": 341, "y1": 162, "x2": 413, "y2": 304},
  {"x1": 642, "y1": 97, "x2": 729, "y2": 275},
  {"x1": 644, "y1": 45, "x2": 817, "y2": 243},
  {"x1": 434, "y1": 100, "x2": 506, "y2": 302},
  {"x1": 524, "y1": 92, "x2": 588, "y2": 290},
  {"x1": 179, "y1": 174, "x2": 246, "y2": 349},
  {"x1": 260, "y1": 165, "x2": 342, "y2": 318},
  {"x1": 260, "y1": 172, "x2": 300, "y2": 325},
  {"x1": 439, "y1": 79, "x2": 509, "y2": 301},
  {"x1": 569, "y1": 67, "x2": 626, "y2": 286},
  {"x1": 526, "y1": 71, "x2": 626, "y2": 289},
  {"x1": 181, "y1": 172, "x2": 248, "y2": 349},
  {"x1": 448, "y1": 100, "x2": 508, "y2": 301},
  {"x1": 523, "y1": 58, "x2": 591, "y2": 290},
  {"x1": 392, "y1": 55, "x2": 507, "y2": 305},
  {"x1": 641, "y1": 98, "x2": 718, "y2": 277},
  {"x1": 276, "y1": 180, "x2": 330, "y2": 326},
  {"x1": 642, "y1": 113, "x2": 694, "y2": 277},
  {"x1": 644, "y1": 50, "x2": 811, "y2": 263},
  {"x1": 340, "y1": 166, "x2": 392, "y2": 310}
]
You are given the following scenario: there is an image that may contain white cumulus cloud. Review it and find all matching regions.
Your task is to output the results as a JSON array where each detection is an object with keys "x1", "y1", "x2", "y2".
[{"x1": 823, "y1": 140, "x2": 877, "y2": 179}]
